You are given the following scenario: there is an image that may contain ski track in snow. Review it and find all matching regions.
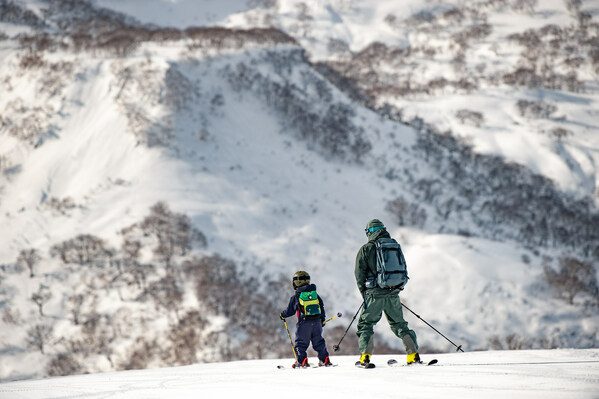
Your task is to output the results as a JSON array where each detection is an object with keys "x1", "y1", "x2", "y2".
[{"x1": 0, "y1": 350, "x2": 598, "y2": 399}]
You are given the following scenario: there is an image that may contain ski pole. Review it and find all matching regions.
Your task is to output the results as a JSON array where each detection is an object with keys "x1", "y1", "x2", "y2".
[
  {"x1": 333, "y1": 303, "x2": 363, "y2": 352},
  {"x1": 323, "y1": 312, "x2": 342, "y2": 326},
  {"x1": 401, "y1": 302, "x2": 464, "y2": 352},
  {"x1": 282, "y1": 318, "x2": 298, "y2": 362}
]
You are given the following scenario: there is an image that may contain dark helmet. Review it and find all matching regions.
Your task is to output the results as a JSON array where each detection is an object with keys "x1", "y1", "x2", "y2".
[
  {"x1": 292, "y1": 270, "x2": 310, "y2": 289},
  {"x1": 365, "y1": 219, "x2": 385, "y2": 237}
]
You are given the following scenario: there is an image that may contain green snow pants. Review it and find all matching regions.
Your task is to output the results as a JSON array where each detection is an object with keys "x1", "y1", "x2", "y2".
[{"x1": 356, "y1": 288, "x2": 418, "y2": 354}]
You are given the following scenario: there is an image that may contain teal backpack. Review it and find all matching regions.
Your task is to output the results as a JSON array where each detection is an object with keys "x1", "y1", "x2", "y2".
[
  {"x1": 368, "y1": 237, "x2": 409, "y2": 290},
  {"x1": 298, "y1": 290, "x2": 321, "y2": 317}
]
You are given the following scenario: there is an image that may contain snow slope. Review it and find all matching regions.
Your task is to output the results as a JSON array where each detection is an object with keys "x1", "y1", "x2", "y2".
[
  {"x1": 1, "y1": 349, "x2": 598, "y2": 399},
  {"x1": 0, "y1": 0, "x2": 598, "y2": 382}
]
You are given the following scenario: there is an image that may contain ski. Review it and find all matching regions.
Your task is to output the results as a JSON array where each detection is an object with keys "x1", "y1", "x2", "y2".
[
  {"x1": 387, "y1": 358, "x2": 438, "y2": 367},
  {"x1": 355, "y1": 361, "x2": 376, "y2": 369},
  {"x1": 276, "y1": 364, "x2": 319, "y2": 369}
]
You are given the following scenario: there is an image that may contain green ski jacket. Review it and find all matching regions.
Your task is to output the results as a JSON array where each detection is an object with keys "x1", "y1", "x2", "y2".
[{"x1": 354, "y1": 228, "x2": 391, "y2": 293}]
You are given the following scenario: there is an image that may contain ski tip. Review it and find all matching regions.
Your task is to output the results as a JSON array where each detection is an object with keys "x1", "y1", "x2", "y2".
[
  {"x1": 427, "y1": 359, "x2": 438, "y2": 366},
  {"x1": 387, "y1": 359, "x2": 398, "y2": 366}
]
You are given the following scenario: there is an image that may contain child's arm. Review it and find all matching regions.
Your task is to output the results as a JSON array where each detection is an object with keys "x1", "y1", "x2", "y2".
[{"x1": 280, "y1": 294, "x2": 297, "y2": 319}]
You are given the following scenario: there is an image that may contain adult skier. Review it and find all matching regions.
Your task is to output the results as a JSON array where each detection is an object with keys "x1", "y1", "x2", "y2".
[{"x1": 354, "y1": 219, "x2": 419, "y2": 367}]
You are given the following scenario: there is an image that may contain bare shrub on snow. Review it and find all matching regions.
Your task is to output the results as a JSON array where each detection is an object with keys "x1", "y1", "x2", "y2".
[
  {"x1": 516, "y1": 100, "x2": 557, "y2": 119},
  {"x1": 3, "y1": 103, "x2": 46, "y2": 146},
  {"x1": 119, "y1": 337, "x2": 160, "y2": 370},
  {"x1": 503, "y1": 67, "x2": 541, "y2": 88},
  {"x1": 50, "y1": 234, "x2": 112, "y2": 267},
  {"x1": 134, "y1": 202, "x2": 206, "y2": 268},
  {"x1": 31, "y1": 284, "x2": 52, "y2": 316},
  {"x1": 94, "y1": 28, "x2": 144, "y2": 57},
  {"x1": 427, "y1": 77, "x2": 449, "y2": 93},
  {"x1": 26, "y1": 323, "x2": 54, "y2": 354},
  {"x1": 544, "y1": 257, "x2": 598, "y2": 305},
  {"x1": 550, "y1": 127, "x2": 572, "y2": 140},
  {"x1": 452, "y1": 23, "x2": 492, "y2": 44},
  {"x1": 0, "y1": 154, "x2": 10, "y2": 175},
  {"x1": 121, "y1": 239, "x2": 155, "y2": 290},
  {"x1": 18, "y1": 52, "x2": 45, "y2": 69},
  {"x1": 146, "y1": 275, "x2": 184, "y2": 322},
  {"x1": 510, "y1": 0, "x2": 538, "y2": 14},
  {"x1": 68, "y1": 294, "x2": 85, "y2": 325},
  {"x1": 327, "y1": 38, "x2": 351, "y2": 59},
  {"x1": 17, "y1": 248, "x2": 41, "y2": 278},
  {"x1": 80, "y1": 312, "x2": 116, "y2": 365},
  {"x1": 46, "y1": 197, "x2": 78, "y2": 215},
  {"x1": 161, "y1": 310, "x2": 207, "y2": 366},
  {"x1": 2, "y1": 307, "x2": 22, "y2": 325},
  {"x1": 455, "y1": 109, "x2": 484, "y2": 127},
  {"x1": 386, "y1": 197, "x2": 428, "y2": 228},
  {"x1": 489, "y1": 334, "x2": 526, "y2": 350},
  {"x1": 295, "y1": 2, "x2": 313, "y2": 38},
  {"x1": 47, "y1": 353, "x2": 84, "y2": 377}
]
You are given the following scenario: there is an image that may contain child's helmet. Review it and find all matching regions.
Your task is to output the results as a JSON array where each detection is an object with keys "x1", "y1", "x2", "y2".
[{"x1": 292, "y1": 270, "x2": 310, "y2": 289}]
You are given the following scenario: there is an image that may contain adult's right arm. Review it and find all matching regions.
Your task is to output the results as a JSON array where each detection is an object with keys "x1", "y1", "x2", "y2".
[{"x1": 354, "y1": 246, "x2": 368, "y2": 293}]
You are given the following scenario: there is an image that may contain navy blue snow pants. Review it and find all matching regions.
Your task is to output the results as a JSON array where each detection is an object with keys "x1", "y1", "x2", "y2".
[{"x1": 295, "y1": 318, "x2": 329, "y2": 363}]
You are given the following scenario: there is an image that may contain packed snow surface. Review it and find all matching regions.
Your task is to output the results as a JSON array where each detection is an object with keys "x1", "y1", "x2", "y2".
[{"x1": 1, "y1": 349, "x2": 598, "y2": 399}]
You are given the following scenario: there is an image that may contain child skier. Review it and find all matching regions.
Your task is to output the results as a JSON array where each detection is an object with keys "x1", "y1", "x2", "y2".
[{"x1": 280, "y1": 270, "x2": 333, "y2": 368}]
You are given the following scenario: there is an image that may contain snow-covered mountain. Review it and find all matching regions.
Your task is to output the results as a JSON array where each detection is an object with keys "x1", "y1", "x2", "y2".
[{"x1": 0, "y1": 0, "x2": 598, "y2": 381}]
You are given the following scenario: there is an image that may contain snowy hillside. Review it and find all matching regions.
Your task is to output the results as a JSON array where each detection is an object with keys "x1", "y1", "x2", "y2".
[
  {"x1": 1, "y1": 0, "x2": 598, "y2": 382},
  {"x1": 1, "y1": 349, "x2": 598, "y2": 399},
  {"x1": 98, "y1": 0, "x2": 599, "y2": 197}
]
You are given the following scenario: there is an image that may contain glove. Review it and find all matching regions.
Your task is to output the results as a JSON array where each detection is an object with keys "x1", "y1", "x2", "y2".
[{"x1": 280, "y1": 313, "x2": 285, "y2": 321}]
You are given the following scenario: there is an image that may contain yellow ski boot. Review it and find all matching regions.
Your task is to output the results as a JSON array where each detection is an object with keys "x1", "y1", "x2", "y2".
[
  {"x1": 407, "y1": 352, "x2": 421, "y2": 365},
  {"x1": 355, "y1": 353, "x2": 375, "y2": 368}
]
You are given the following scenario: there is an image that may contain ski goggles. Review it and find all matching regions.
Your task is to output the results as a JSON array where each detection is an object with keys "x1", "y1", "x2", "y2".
[{"x1": 365, "y1": 226, "x2": 384, "y2": 236}]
